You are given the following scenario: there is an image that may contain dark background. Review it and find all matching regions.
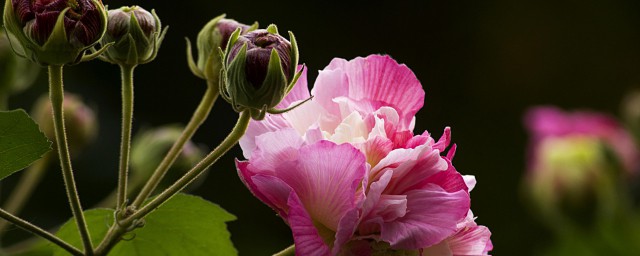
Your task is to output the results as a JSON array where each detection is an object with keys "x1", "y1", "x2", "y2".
[{"x1": 3, "y1": 0, "x2": 640, "y2": 255}]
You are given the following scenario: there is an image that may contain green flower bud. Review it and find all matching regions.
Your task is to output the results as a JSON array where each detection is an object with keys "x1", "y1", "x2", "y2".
[
  {"x1": 31, "y1": 92, "x2": 97, "y2": 155},
  {"x1": 186, "y1": 14, "x2": 257, "y2": 82},
  {"x1": 0, "y1": 30, "x2": 40, "y2": 95},
  {"x1": 130, "y1": 125, "x2": 206, "y2": 191},
  {"x1": 220, "y1": 24, "x2": 305, "y2": 120},
  {"x1": 3, "y1": 0, "x2": 108, "y2": 65},
  {"x1": 99, "y1": 6, "x2": 167, "y2": 66}
]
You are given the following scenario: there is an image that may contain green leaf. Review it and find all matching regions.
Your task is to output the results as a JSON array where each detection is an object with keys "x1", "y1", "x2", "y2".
[
  {"x1": 0, "y1": 109, "x2": 51, "y2": 180},
  {"x1": 54, "y1": 194, "x2": 237, "y2": 256}
]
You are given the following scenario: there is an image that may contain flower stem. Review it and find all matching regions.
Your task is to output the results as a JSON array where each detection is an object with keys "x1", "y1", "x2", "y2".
[
  {"x1": 0, "y1": 208, "x2": 83, "y2": 256},
  {"x1": 94, "y1": 110, "x2": 251, "y2": 255},
  {"x1": 0, "y1": 153, "x2": 51, "y2": 237},
  {"x1": 48, "y1": 65, "x2": 94, "y2": 255},
  {"x1": 273, "y1": 244, "x2": 295, "y2": 256},
  {"x1": 117, "y1": 65, "x2": 136, "y2": 210},
  {"x1": 131, "y1": 81, "x2": 219, "y2": 208}
]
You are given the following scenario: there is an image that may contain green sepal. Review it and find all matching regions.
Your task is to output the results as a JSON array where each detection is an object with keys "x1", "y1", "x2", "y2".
[
  {"x1": 288, "y1": 31, "x2": 299, "y2": 82},
  {"x1": 186, "y1": 37, "x2": 205, "y2": 79},
  {"x1": 225, "y1": 43, "x2": 252, "y2": 109},
  {"x1": 223, "y1": 28, "x2": 243, "y2": 65},
  {"x1": 82, "y1": 41, "x2": 114, "y2": 62},
  {"x1": 266, "y1": 24, "x2": 279, "y2": 34},
  {"x1": 35, "y1": 7, "x2": 82, "y2": 65},
  {"x1": 196, "y1": 14, "x2": 234, "y2": 83},
  {"x1": 286, "y1": 65, "x2": 305, "y2": 95},
  {"x1": 257, "y1": 48, "x2": 287, "y2": 108}
]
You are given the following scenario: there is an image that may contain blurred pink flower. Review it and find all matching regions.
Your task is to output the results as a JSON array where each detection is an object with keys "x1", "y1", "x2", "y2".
[
  {"x1": 524, "y1": 106, "x2": 640, "y2": 205},
  {"x1": 237, "y1": 55, "x2": 491, "y2": 255},
  {"x1": 526, "y1": 106, "x2": 639, "y2": 174}
]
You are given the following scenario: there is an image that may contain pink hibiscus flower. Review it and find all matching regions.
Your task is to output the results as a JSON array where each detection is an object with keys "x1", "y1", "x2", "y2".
[
  {"x1": 524, "y1": 106, "x2": 640, "y2": 208},
  {"x1": 237, "y1": 55, "x2": 491, "y2": 255}
]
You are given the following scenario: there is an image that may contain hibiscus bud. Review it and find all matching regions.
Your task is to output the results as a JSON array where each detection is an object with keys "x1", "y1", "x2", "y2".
[
  {"x1": 220, "y1": 24, "x2": 302, "y2": 119},
  {"x1": 31, "y1": 93, "x2": 97, "y2": 155},
  {"x1": 3, "y1": 0, "x2": 108, "y2": 65},
  {"x1": 100, "y1": 6, "x2": 166, "y2": 66},
  {"x1": 130, "y1": 125, "x2": 206, "y2": 191},
  {"x1": 187, "y1": 14, "x2": 256, "y2": 82},
  {"x1": 0, "y1": 30, "x2": 41, "y2": 95}
]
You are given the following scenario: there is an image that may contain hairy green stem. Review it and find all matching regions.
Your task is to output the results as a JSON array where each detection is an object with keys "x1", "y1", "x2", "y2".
[
  {"x1": 48, "y1": 65, "x2": 94, "y2": 255},
  {"x1": 131, "y1": 82, "x2": 219, "y2": 208},
  {"x1": 273, "y1": 244, "x2": 295, "y2": 256},
  {"x1": 0, "y1": 208, "x2": 83, "y2": 256},
  {"x1": 94, "y1": 111, "x2": 251, "y2": 255},
  {"x1": 117, "y1": 65, "x2": 136, "y2": 210},
  {"x1": 0, "y1": 154, "x2": 50, "y2": 237}
]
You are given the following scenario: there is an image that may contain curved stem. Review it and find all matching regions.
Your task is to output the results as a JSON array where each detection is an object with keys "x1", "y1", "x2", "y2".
[
  {"x1": 94, "y1": 111, "x2": 251, "y2": 255},
  {"x1": 131, "y1": 82, "x2": 219, "y2": 208},
  {"x1": 273, "y1": 244, "x2": 295, "y2": 256},
  {"x1": 117, "y1": 65, "x2": 136, "y2": 210},
  {"x1": 0, "y1": 208, "x2": 83, "y2": 256},
  {"x1": 0, "y1": 153, "x2": 51, "y2": 237},
  {"x1": 48, "y1": 65, "x2": 94, "y2": 255}
]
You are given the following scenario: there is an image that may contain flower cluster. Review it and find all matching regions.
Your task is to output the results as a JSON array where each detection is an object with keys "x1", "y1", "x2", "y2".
[{"x1": 237, "y1": 54, "x2": 492, "y2": 255}]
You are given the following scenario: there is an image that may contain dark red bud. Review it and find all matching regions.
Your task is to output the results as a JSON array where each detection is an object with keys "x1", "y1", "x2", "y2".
[
  {"x1": 228, "y1": 30, "x2": 291, "y2": 88},
  {"x1": 13, "y1": 0, "x2": 103, "y2": 46}
]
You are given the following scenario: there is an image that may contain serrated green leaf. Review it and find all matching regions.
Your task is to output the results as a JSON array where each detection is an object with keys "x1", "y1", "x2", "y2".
[
  {"x1": 0, "y1": 109, "x2": 51, "y2": 180},
  {"x1": 54, "y1": 194, "x2": 237, "y2": 256}
]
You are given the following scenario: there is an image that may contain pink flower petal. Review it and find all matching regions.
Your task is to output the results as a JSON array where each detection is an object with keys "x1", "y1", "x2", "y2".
[
  {"x1": 381, "y1": 185, "x2": 470, "y2": 250},
  {"x1": 287, "y1": 192, "x2": 332, "y2": 256},
  {"x1": 275, "y1": 141, "x2": 367, "y2": 231},
  {"x1": 239, "y1": 114, "x2": 293, "y2": 159},
  {"x1": 448, "y1": 225, "x2": 493, "y2": 255},
  {"x1": 314, "y1": 54, "x2": 425, "y2": 129},
  {"x1": 251, "y1": 129, "x2": 304, "y2": 170}
]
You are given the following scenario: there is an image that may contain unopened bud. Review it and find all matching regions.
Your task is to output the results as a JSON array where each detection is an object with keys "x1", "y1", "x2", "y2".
[
  {"x1": 3, "y1": 0, "x2": 108, "y2": 65},
  {"x1": 31, "y1": 93, "x2": 97, "y2": 155},
  {"x1": 0, "y1": 30, "x2": 40, "y2": 95},
  {"x1": 187, "y1": 14, "x2": 256, "y2": 82},
  {"x1": 130, "y1": 125, "x2": 206, "y2": 191},
  {"x1": 220, "y1": 24, "x2": 304, "y2": 120},
  {"x1": 100, "y1": 6, "x2": 166, "y2": 66}
]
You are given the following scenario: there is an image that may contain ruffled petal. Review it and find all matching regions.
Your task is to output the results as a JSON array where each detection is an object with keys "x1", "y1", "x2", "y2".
[
  {"x1": 315, "y1": 55, "x2": 425, "y2": 129},
  {"x1": 448, "y1": 225, "x2": 492, "y2": 255},
  {"x1": 312, "y1": 68, "x2": 349, "y2": 132},
  {"x1": 380, "y1": 185, "x2": 470, "y2": 250},
  {"x1": 376, "y1": 144, "x2": 449, "y2": 195}
]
